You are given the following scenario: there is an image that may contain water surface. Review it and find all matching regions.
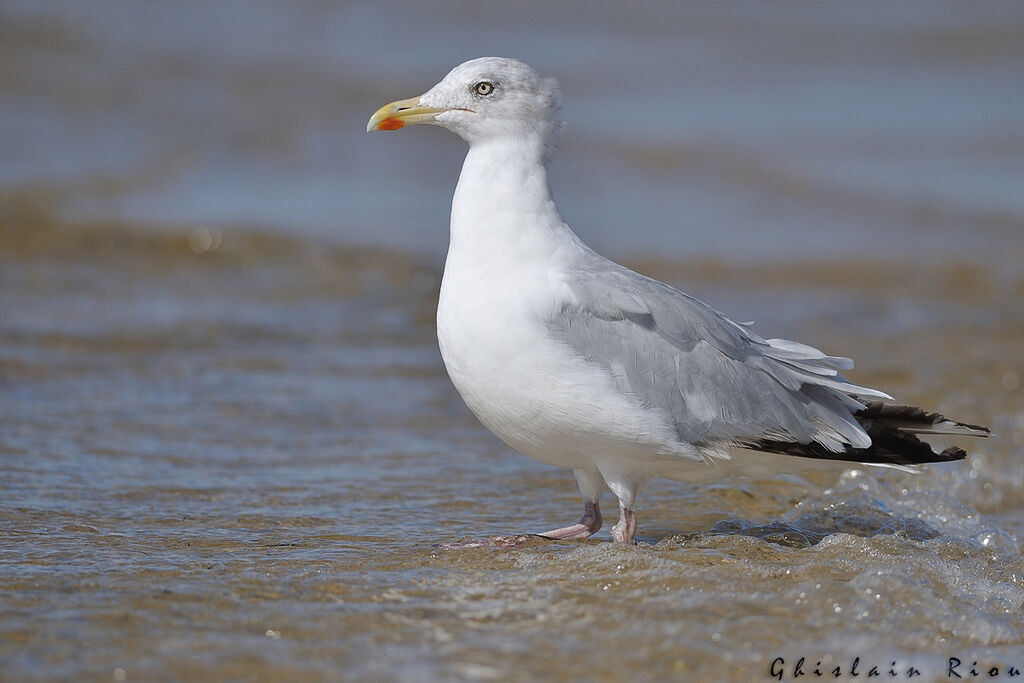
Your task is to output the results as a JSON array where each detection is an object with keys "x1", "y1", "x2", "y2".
[
  {"x1": 2, "y1": 2, "x2": 1024, "y2": 681},
  {"x1": 3, "y1": 215, "x2": 1023, "y2": 681}
]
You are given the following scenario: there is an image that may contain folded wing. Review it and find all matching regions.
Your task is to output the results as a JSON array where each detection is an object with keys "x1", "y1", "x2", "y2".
[{"x1": 550, "y1": 253, "x2": 985, "y2": 465}]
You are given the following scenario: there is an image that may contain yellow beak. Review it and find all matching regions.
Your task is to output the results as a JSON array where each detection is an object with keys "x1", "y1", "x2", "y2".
[{"x1": 366, "y1": 96, "x2": 448, "y2": 132}]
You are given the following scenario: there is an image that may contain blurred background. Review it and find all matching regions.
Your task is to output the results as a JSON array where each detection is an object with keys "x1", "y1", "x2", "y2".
[
  {"x1": 3, "y1": 2, "x2": 1024, "y2": 681},
  {"x1": 4, "y1": 0, "x2": 1022, "y2": 261}
]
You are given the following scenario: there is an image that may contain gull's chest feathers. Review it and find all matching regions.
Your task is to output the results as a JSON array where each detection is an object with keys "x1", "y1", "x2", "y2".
[
  {"x1": 436, "y1": 248, "x2": 567, "y2": 460},
  {"x1": 435, "y1": 142, "x2": 573, "y2": 456},
  {"x1": 433, "y1": 141, "x2": 681, "y2": 468},
  {"x1": 436, "y1": 248, "x2": 676, "y2": 470}
]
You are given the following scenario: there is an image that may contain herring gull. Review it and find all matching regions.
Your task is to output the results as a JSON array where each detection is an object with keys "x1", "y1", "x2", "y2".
[{"x1": 366, "y1": 57, "x2": 989, "y2": 545}]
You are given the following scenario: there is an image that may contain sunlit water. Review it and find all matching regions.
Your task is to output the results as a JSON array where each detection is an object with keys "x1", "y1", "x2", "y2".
[
  {"x1": 3, "y1": 2, "x2": 1024, "y2": 681},
  {"x1": 3, "y1": 219, "x2": 1023, "y2": 681}
]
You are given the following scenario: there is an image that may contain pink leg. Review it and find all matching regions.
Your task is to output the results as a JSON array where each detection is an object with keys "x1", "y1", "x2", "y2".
[
  {"x1": 441, "y1": 470, "x2": 608, "y2": 549},
  {"x1": 610, "y1": 506, "x2": 636, "y2": 544},
  {"x1": 440, "y1": 500, "x2": 602, "y2": 548},
  {"x1": 537, "y1": 500, "x2": 602, "y2": 540}
]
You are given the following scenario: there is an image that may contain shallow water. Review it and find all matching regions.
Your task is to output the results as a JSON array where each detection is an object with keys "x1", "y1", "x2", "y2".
[
  {"x1": 3, "y1": 215, "x2": 1023, "y2": 681},
  {"x1": 3, "y1": 2, "x2": 1024, "y2": 682}
]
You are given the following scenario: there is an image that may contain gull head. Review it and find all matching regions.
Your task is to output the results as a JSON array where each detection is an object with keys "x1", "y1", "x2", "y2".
[{"x1": 367, "y1": 57, "x2": 563, "y2": 150}]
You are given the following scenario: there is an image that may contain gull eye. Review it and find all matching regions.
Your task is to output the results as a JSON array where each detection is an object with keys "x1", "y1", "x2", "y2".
[{"x1": 473, "y1": 81, "x2": 494, "y2": 96}]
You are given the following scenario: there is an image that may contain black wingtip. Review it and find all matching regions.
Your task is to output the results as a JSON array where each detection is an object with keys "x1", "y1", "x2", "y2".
[
  {"x1": 748, "y1": 402, "x2": 986, "y2": 467},
  {"x1": 857, "y1": 401, "x2": 991, "y2": 437}
]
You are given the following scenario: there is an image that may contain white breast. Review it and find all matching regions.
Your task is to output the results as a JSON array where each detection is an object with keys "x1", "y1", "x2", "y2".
[
  {"x1": 435, "y1": 139, "x2": 695, "y2": 477},
  {"x1": 436, "y1": 249, "x2": 683, "y2": 472}
]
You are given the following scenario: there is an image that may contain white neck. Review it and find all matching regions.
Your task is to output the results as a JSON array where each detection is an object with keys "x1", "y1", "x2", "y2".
[{"x1": 448, "y1": 136, "x2": 574, "y2": 266}]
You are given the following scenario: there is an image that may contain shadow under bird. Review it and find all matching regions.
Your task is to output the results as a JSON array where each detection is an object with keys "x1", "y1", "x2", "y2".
[{"x1": 367, "y1": 57, "x2": 990, "y2": 545}]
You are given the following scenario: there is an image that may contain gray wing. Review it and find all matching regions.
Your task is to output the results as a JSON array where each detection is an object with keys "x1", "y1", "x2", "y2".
[{"x1": 550, "y1": 254, "x2": 891, "y2": 457}]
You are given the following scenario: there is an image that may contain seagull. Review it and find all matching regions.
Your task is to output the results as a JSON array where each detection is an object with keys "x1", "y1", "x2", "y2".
[{"x1": 367, "y1": 57, "x2": 990, "y2": 545}]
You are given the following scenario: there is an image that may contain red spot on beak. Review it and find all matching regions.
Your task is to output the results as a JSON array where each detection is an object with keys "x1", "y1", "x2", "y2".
[{"x1": 377, "y1": 118, "x2": 405, "y2": 131}]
